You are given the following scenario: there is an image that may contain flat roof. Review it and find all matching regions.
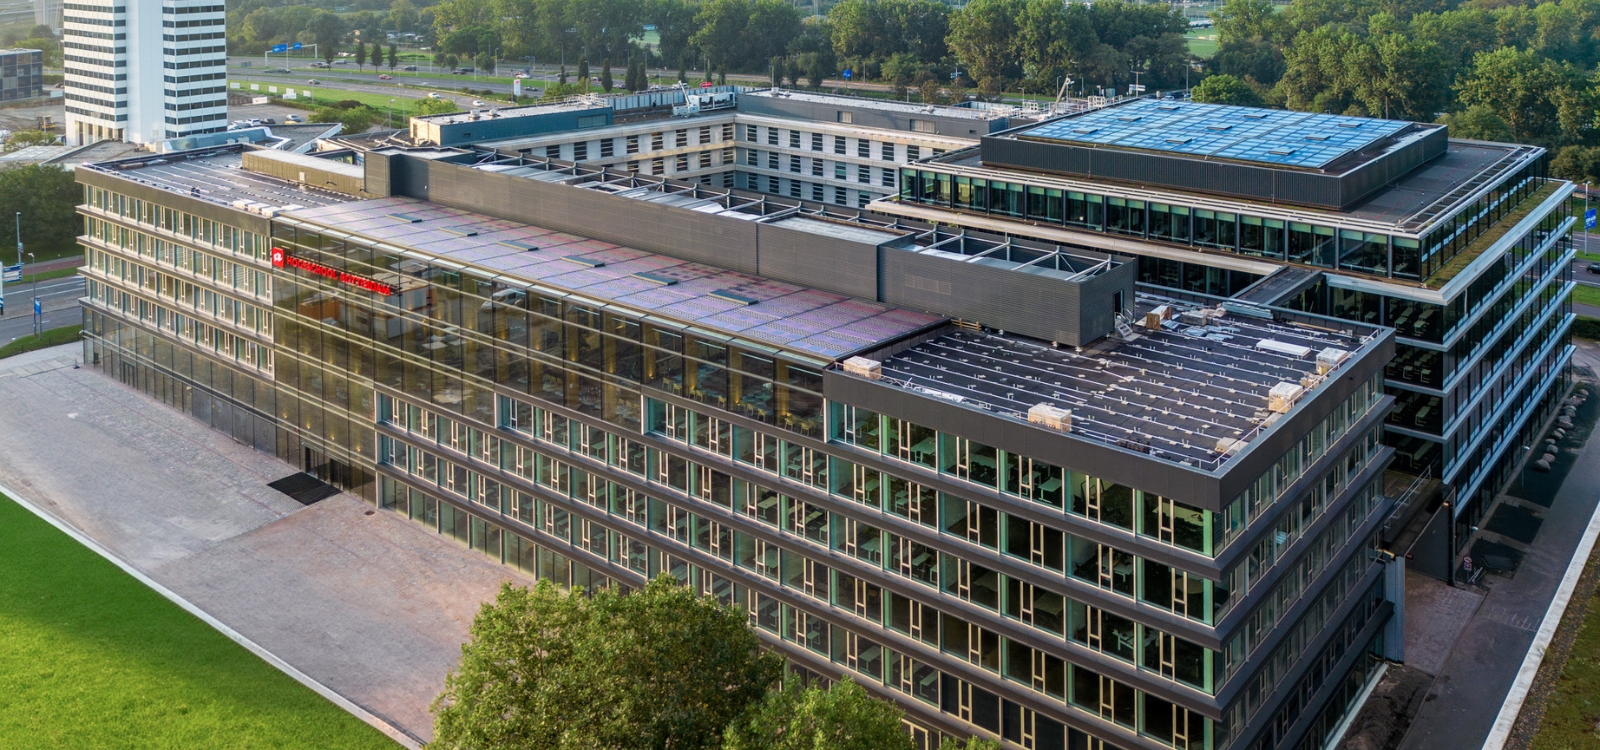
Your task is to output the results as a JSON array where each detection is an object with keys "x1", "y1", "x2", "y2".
[
  {"x1": 873, "y1": 293, "x2": 1369, "y2": 468},
  {"x1": 83, "y1": 145, "x2": 354, "y2": 212},
  {"x1": 1015, "y1": 99, "x2": 1423, "y2": 171},
  {"x1": 742, "y1": 89, "x2": 1005, "y2": 120},
  {"x1": 933, "y1": 137, "x2": 1537, "y2": 234},
  {"x1": 412, "y1": 101, "x2": 606, "y2": 126},
  {"x1": 283, "y1": 197, "x2": 943, "y2": 361}
]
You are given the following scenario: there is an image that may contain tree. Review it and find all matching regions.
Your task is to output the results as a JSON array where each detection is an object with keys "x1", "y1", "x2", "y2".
[
  {"x1": 678, "y1": 59, "x2": 688, "y2": 83},
  {"x1": 1455, "y1": 46, "x2": 1583, "y2": 144},
  {"x1": 389, "y1": 0, "x2": 419, "y2": 34},
  {"x1": 1551, "y1": 144, "x2": 1600, "y2": 184},
  {"x1": 577, "y1": 57, "x2": 590, "y2": 92},
  {"x1": 388, "y1": 44, "x2": 399, "y2": 71},
  {"x1": 475, "y1": 52, "x2": 496, "y2": 74},
  {"x1": 312, "y1": 11, "x2": 345, "y2": 65},
  {"x1": 948, "y1": 0, "x2": 1026, "y2": 89},
  {"x1": 355, "y1": 40, "x2": 368, "y2": 71},
  {"x1": 653, "y1": 0, "x2": 700, "y2": 69},
  {"x1": 431, "y1": 578, "x2": 783, "y2": 750},
  {"x1": 444, "y1": 53, "x2": 459, "y2": 71},
  {"x1": 1191, "y1": 73, "x2": 1263, "y2": 106},
  {"x1": 3, "y1": 130, "x2": 56, "y2": 153},
  {"x1": 0, "y1": 164, "x2": 78, "y2": 262},
  {"x1": 771, "y1": 56, "x2": 785, "y2": 87},
  {"x1": 723, "y1": 677, "x2": 914, "y2": 750},
  {"x1": 309, "y1": 105, "x2": 377, "y2": 135},
  {"x1": 601, "y1": 57, "x2": 614, "y2": 91},
  {"x1": 1437, "y1": 104, "x2": 1514, "y2": 142},
  {"x1": 919, "y1": 76, "x2": 942, "y2": 104}
]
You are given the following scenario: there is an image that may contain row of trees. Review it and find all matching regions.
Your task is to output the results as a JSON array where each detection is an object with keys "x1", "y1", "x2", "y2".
[
  {"x1": 432, "y1": 577, "x2": 1002, "y2": 750},
  {"x1": 423, "y1": 0, "x2": 1192, "y2": 96}
]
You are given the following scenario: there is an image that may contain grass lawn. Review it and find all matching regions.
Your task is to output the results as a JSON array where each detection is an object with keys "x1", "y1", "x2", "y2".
[
  {"x1": 1530, "y1": 558, "x2": 1600, "y2": 748},
  {"x1": 0, "y1": 492, "x2": 398, "y2": 748},
  {"x1": 1186, "y1": 30, "x2": 1219, "y2": 58},
  {"x1": 1574, "y1": 284, "x2": 1600, "y2": 308},
  {"x1": 0, "y1": 324, "x2": 80, "y2": 359},
  {"x1": 19, "y1": 266, "x2": 79, "y2": 285}
]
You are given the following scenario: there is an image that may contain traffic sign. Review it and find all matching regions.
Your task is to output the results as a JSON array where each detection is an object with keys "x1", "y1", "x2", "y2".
[
  {"x1": 1462, "y1": 555, "x2": 1473, "y2": 572},
  {"x1": 1128, "y1": 84, "x2": 1146, "y2": 94},
  {"x1": 292, "y1": 42, "x2": 303, "y2": 51},
  {"x1": 33, "y1": 297, "x2": 39, "y2": 315},
  {"x1": 0, "y1": 264, "x2": 19, "y2": 283},
  {"x1": 271, "y1": 44, "x2": 287, "y2": 53},
  {"x1": 842, "y1": 69, "x2": 852, "y2": 80},
  {"x1": 1585, "y1": 207, "x2": 1595, "y2": 229}
]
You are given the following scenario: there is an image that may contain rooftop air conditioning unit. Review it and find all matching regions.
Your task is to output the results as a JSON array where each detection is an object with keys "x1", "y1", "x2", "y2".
[
  {"x1": 1267, "y1": 382, "x2": 1306, "y2": 414},
  {"x1": 1316, "y1": 347, "x2": 1350, "y2": 374},
  {"x1": 1028, "y1": 403, "x2": 1072, "y2": 431},
  {"x1": 1215, "y1": 437, "x2": 1248, "y2": 456},
  {"x1": 843, "y1": 356, "x2": 882, "y2": 380}
]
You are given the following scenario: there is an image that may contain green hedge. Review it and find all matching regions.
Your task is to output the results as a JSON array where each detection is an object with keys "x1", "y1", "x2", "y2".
[{"x1": 1576, "y1": 316, "x2": 1600, "y2": 341}]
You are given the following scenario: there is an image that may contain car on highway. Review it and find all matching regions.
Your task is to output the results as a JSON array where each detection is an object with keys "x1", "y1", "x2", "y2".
[
  {"x1": 514, "y1": 72, "x2": 528, "y2": 79},
  {"x1": 310, "y1": 61, "x2": 329, "y2": 68},
  {"x1": 270, "y1": 67, "x2": 291, "y2": 73},
  {"x1": 332, "y1": 60, "x2": 348, "y2": 65},
  {"x1": 378, "y1": 74, "x2": 392, "y2": 80},
  {"x1": 402, "y1": 65, "x2": 418, "y2": 71},
  {"x1": 1589, "y1": 262, "x2": 1600, "y2": 273},
  {"x1": 472, "y1": 99, "x2": 486, "y2": 106},
  {"x1": 427, "y1": 92, "x2": 444, "y2": 99},
  {"x1": 307, "y1": 79, "x2": 321, "y2": 84}
]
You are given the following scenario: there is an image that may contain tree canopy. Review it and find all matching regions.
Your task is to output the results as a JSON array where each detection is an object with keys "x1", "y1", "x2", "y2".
[{"x1": 431, "y1": 577, "x2": 782, "y2": 750}]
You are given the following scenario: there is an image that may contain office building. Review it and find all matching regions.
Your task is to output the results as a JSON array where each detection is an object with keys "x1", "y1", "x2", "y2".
[
  {"x1": 882, "y1": 99, "x2": 1575, "y2": 575},
  {"x1": 400, "y1": 89, "x2": 1004, "y2": 208},
  {"x1": 63, "y1": 0, "x2": 226, "y2": 146},
  {"x1": 34, "y1": 0, "x2": 61, "y2": 29},
  {"x1": 0, "y1": 48, "x2": 43, "y2": 103},
  {"x1": 76, "y1": 115, "x2": 1402, "y2": 750}
]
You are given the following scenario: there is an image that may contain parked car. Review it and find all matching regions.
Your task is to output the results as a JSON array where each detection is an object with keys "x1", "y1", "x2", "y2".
[
  {"x1": 472, "y1": 99, "x2": 486, "y2": 107},
  {"x1": 1588, "y1": 262, "x2": 1600, "y2": 273},
  {"x1": 285, "y1": 114, "x2": 303, "y2": 123},
  {"x1": 261, "y1": 118, "x2": 276, "y2": 125},
  {"x1": 402, "y1": 65, "x2": 418, "y2": 71},
  {"x1": 378, "y1": 74, "x2": 392, "y2": 80}
]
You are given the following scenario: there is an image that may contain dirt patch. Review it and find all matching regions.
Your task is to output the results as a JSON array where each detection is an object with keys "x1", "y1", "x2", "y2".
[{"x1": 1340, "y1": 664, "x2": 1435, "y2": 750}]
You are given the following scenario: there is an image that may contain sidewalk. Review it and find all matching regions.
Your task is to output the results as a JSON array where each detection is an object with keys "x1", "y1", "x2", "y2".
[
  {"x1": 1397, "y1": 383, "x2": 1600, "y2": 749},
  {"x1": 0, "y1": 344, "x2": 532, "y2": 744}
]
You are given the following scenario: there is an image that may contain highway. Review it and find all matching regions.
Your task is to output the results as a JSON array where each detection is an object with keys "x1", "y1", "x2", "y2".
[{"x1": 0, "y1": 275, "x2": 85, "y2": 346}]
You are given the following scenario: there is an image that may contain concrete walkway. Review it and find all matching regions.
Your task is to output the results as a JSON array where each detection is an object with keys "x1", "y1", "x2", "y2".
[
  {"x1": 1398, "y1": 382, "x2": 1600, "y2": 748},
  {"x1": 0, "y1": 344, "x2": 532, "y2": 745}
]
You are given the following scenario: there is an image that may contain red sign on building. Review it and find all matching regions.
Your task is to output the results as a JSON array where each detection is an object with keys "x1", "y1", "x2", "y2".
[{"x1": 270, "y1": 247, "x2": 394, "y2": 296}]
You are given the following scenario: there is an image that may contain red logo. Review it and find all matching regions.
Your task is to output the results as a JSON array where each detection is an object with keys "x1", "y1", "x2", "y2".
[{"x1": 270, "y1": 246, "x2": 393, "y2": 296}]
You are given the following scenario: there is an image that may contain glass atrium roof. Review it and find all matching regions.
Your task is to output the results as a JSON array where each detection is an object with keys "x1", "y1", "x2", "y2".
[{"x1": 1016, "y1": 99, "x2": 1412, "y2": 170}]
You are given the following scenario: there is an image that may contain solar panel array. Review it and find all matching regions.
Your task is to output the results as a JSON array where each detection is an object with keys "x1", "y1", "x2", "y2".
[
  {"x1": 97, "y1": 150, "x2": 354, "y2": 211},
  {"x1": 877, "y1": 295, "x2": 1363, "y2": 467},
  {"x1": 1017, "y1": 99, "x2": 1411, "y2": 170},
  {"x1": 289, "y1": 198, "x2": 942, "y2": 360}
]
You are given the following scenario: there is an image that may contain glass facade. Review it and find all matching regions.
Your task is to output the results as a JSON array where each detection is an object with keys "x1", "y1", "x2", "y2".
[
  {"x1": 898, "y1": 158, "x2": 1549, "y2": 283},
  {"x1": 78, "y1": 173, "x2": 1400, "y2": 750}
]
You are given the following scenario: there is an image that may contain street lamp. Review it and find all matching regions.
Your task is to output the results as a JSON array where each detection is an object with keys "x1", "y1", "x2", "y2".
[
  {"x1": 27, "y1": 251, "x2": 35, "y2": 338},
  {"x1": 389, "y1": 98, "x2": 395, "y2": 129}
]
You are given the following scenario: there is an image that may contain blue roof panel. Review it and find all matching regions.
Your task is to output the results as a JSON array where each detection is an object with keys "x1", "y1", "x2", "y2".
[{"x1": 1017, "y1": 100, "x2": 1411, "y2": 170}]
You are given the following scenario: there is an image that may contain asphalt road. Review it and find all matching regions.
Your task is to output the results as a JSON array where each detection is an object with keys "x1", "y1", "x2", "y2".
[{"x1": 0, "y1": 275, "x2": 84, "y2": 346}]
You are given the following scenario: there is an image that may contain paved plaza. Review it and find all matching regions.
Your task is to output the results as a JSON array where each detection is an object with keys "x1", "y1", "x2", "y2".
[{"x1": 0, "y1": 344, "x2": 532, "y2": 745}]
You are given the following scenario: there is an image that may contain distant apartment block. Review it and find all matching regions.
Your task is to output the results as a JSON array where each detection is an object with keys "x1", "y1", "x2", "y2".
[{"x1": 0, "y1": 48, "x2": 42, "y2": 103}]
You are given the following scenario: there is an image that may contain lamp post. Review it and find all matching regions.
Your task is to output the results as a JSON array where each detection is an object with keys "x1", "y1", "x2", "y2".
[
  {"x1": 388, "y1": 98, "x2": 395, "y2": 129},
  {"x1": 27, "y1": 251, "x2": 35, "y2": 338}
]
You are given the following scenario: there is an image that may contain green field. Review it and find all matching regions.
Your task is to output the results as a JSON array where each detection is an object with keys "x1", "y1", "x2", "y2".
[
  {"x1": 1573, "y1": 283, "x2": 1600, "y2": 308},
  {"x1": 1186, "y1": 30, "x2": 1219, "y2": 58},
  {"x1": 0, "y1": 324, "x2": 79, "y2": 359},
  {"x1": 1530, "y1": 556, "x2": 1600, "y2": 748},
  {"x1": 0, "y1": 493, "x2": 398, "y2": 748}
]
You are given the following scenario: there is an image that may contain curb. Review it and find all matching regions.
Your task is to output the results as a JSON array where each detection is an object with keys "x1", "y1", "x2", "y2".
[
  {"x1": 0, "y1": 480, "x2": 426, "y2": 750},
  {"x1": 1482, "y1": 465, "x2": 1600, "y2": 749}
]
